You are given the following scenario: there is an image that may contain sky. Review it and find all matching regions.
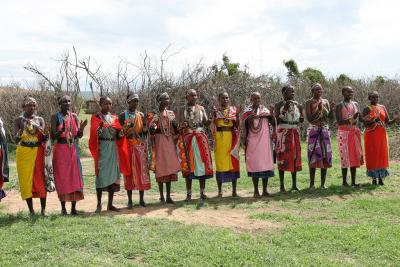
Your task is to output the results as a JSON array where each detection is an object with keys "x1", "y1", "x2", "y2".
[{"x1": 1, "y1": 0, "x2": 400, "y2": 86}]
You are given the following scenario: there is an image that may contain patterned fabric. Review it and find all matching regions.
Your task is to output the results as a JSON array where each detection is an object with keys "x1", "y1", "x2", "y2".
[
  {"x1": 307, "y1": 125, "x2": 332, "y2": 168},
  {"x1": 275, "y1": 127, "x2": 302, "y2": 172},
  {"x1": 0, "y1": 118, "x2": 8, "y2": 201},
  {"x1": 125, "y1": 139, "x2": 151, "y2": 190},
  {"x1": 278, "y1": 101, "x2": 301, "y2": 123},
  {"x1": 337, "y1": 125, "x2": 363, "y2": 168},
  {"x1": 120, "y1": 111, "x2": 151, "y2": 191},
  {"x1": 0, "y1": 118, "x2": 9, "y2": 183},
  {"x1": 308, "y1": 98, "x2": 331, "y2": 126},
  {"x1": 58, "y1": 191, "x2": 84, "y2": 202},
  {"x1": 44, "y1": 140, "x2": 56, "y2": 192},
  {"x1": 148, "y1": 109, "x2": 181, "y2": 182},
  {"x1": 178, "y1": 104, "x2": 213, "y2": 180},
  {"x1": 156, "y1": 173, "x2": 178, "y2": 183},
  {"x1": 178, "y1": 129, "x2": 213, "y2": 180}
]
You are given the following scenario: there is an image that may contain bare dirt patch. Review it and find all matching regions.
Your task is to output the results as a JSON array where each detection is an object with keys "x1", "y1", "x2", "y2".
[{"x1": 1, "y1": 190, "x2": 282, "y2": 232}]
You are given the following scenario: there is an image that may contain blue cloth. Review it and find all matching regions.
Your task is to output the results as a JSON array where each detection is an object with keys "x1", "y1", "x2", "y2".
[
  {"x1": 216, "y1": 171, "x2": 240, "y2": 183},
  {"x1": 248, "y1": 170, "x2": 275, "y2": 179},
  {"x1": 0, "y1": 189, "x2": 6, "y2": 200},
  {"x1": 367, "y1": 169, "x2": 389, "y2": 179}
]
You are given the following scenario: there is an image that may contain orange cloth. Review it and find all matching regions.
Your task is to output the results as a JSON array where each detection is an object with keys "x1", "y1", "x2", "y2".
[{"x1": 364, "y1": 105, "x2": 389, "y2": 171}]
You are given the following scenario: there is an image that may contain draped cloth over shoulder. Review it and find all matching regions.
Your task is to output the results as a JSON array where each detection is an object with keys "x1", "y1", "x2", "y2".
[
  {"x1": 52, "y1": 112, "x2": 84, "y2": 202},
  {"x1": 119, "y1": 111, "x2": 151, "y2": 191},
  {"x1": 177, "y1": 104, "x2": 213, "y2": 180},
  {"x1": 337, "y1": 101, "x2": 364, "y2": 169},
  {"x1": 89, "y1": 113, "x2": 130, "y2": 190},
  {"x1": 148, "y1": 110, "x2": 181, "y2": 183},
  {"x1": 241, "y1": 105, "x2": 274, "y2": 179},
  {"x1": 275, "y1": 101, "x2": 302, "y2": 172}
]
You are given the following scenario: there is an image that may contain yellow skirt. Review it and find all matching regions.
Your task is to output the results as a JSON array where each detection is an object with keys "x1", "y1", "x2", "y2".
[
  {"x1": 214, "y1": 119, "x2": 234, "y2": 172},
  {"x1": 16, "y1": 146, "x2": 38, "y2": 200}
]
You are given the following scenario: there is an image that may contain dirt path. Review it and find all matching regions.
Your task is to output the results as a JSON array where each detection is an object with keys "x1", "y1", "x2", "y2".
[{"x1": 0, "y1": 190, "x2": 282, "y2": 232}]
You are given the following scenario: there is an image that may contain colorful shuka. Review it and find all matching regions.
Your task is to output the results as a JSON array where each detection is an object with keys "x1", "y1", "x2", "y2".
[
  {"x1": 211, "y1": 106, "x2": 240, "y2": 183},
  {"x1": 275, "y1": 101, "x2": 302, "y2": 172},
  {"x1": 337, "y1": 101, "x2": 364, "y2": 169},
  {"x1": 148, "y1": 109, "x2": 181, "y2": 183},
  {"x1": 0, "y1": 118, "x2": 9, "y2": 201},
  {"x1": 242, "y1": 105, "x2": 274, "y2": 179},
  {"x1": 178, "y1": 104, "x2": 213, "y2": 180},
  {"x1": 52, "y1": 112, "x2": 84, "y2": 202},
  {"x1": 363, "y1": 104, "x2": 389, "y2": 178},
  {"x1": 89, "y1": 112, "x2": 129, "y2": 192},
  {"x1": 15, "y1": 115, "x2": 47, "y2": 200},
  {"x1": 118, "y1": 111, "x2": 151, "y2": 191},
  {"x1": 306, "y1": 99, "x2": 332, "y2": 168}
]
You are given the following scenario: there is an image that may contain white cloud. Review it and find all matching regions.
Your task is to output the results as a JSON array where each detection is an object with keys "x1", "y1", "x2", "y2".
[{"x1": 0, "y1": 0, "x2": 399, "y2": 84}]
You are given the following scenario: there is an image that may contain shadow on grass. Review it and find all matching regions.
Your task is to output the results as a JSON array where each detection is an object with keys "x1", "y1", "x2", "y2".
[
  {"x1": 0, "y1": 182, "x2": 385, "y2": 225},
  {"x1": 0, "y1": 211, "x2": 48, "y2": 227},
  {"x1": 81, "y1": 182, "x2": 383, "y2": 216}
]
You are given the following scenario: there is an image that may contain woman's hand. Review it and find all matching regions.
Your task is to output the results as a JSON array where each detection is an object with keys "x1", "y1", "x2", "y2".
[{"x1": 80, "y1": 119, "x2": 88, "y2": 130}]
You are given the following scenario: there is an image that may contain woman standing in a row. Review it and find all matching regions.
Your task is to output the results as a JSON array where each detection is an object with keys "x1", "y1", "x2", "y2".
[
  {"x1": 148, "y1": 92, "x2": 181, "y2": 204},
  {"x1": 118, "y1": 93, "x2": 151, "y2": 208},
  {"x1": 51, "y1": 95, "x2": 87, "y2": 215},
  {"x1": 89, "y1": 96, "x2": 129, "y2": 213},
  {"x1": 211, "y1": 92, "x2": 241, "y2": 197},
  {"x1": 14, "y1": 96, "x2": 47, "y2": 215}
]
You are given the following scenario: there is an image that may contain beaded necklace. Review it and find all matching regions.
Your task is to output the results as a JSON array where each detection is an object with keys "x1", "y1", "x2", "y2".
[
  {"x1": 58, "y1": 111, "x2": 74, "y2": 147},
  {"x1": 184, "y1": 104, "x2": 202, "y2": 129},
  {"x1": 159, "y1": 109, "x2": 172, "y2": 137},
  {"x1": 125, "y1": 110, "x2": 138, "y2": 129},
  {"x1": 21, "y1": 115, "x2": 39, "y2": 144},
  {"x1": 248, "y1": 105, "x2": 263, "y2": 134},
  {"x1": 221, "y1": 106, "x2": 232, "y2": 123}
]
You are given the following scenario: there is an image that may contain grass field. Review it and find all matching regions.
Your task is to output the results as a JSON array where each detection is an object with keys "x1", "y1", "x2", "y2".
[{"x1": 1, "y1": 117, "x2": 400, "y2": 266}]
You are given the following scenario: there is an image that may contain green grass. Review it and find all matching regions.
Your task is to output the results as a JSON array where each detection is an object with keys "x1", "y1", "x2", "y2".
[
  {"x1": 1, "y1": 212, "x2": 399, "y2": 266},
  {"x1": 2, "y1": 135, "x2": 400, "y2": 266}
]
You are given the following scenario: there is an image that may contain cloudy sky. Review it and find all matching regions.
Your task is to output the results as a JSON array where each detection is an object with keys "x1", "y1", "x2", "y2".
[{"x1": 1, "y1": 0, "x2": 399, "y2": 84}]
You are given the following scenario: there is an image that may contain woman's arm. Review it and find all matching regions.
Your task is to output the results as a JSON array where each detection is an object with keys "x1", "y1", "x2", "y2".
[{"x1": 50, "y1": 114, "x2": 64, "y2": 140}]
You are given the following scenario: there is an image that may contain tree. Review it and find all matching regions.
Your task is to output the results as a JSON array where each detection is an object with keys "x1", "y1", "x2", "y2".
[
  {"x1": 222, "y1": 53, "x2": 240, "y2": 76},
  {"x1": 283, "y1": 59, "x2": 300, "y2": 80},
  {"x1": 336, "y1": 74, "x2": 353, "y2": 85},
  {"x1": 301, "y1": 68, "x2": 326, "y2": 85},
  {"x1": 374, "y1": 76, "x2": 386, "y2": 85}
]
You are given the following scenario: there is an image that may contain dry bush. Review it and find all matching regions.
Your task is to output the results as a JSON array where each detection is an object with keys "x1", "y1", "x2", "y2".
[
  {"x1": 0, "y1": 88, "x2": 58, "y2": 141},
  {"x1": 0, "y1": 87, "x2": 84, "y2": 142},
  {"x1": 4, "y1": 47, "x2": 400, "y2": 157}
]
